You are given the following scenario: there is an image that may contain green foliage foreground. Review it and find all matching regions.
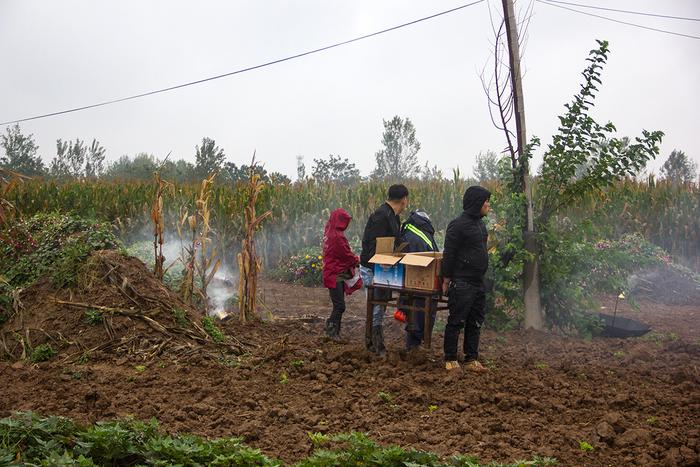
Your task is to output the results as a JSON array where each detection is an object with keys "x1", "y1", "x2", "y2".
[
  {"x1": 0, "y1": 213, "x2": 121, "y2": 290},
  {"x1": 0, "y1": 412, "x2": 557, "y2": 466}
]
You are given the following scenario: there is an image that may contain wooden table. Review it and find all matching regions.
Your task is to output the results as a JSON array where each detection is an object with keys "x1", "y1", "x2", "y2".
[{"x1": 365, "y1": 284, "x2": 448, "y2": 348}]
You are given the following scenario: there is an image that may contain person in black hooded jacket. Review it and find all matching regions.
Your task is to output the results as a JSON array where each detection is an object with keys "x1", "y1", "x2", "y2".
[
  {"x1": 441, "y1": 186, "x2": 491, "y2": 372},
  {"x1": 398, "y1": 210, "x2": 438, "y2": 350}
]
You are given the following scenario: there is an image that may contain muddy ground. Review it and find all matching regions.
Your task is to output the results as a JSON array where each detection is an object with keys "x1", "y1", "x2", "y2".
[{"x1": 1, "y1": 279, "x2": 699, "y2": 466}]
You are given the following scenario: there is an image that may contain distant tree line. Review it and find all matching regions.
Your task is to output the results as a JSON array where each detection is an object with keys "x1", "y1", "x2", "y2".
[{"x1": 1, "y1": 120, "x2": 695, "y2": 185}]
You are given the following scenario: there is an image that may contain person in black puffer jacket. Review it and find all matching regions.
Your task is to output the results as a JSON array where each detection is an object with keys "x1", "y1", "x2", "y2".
[{"x1": 441, "y1": 186, "x2": 491, "y2": 372}]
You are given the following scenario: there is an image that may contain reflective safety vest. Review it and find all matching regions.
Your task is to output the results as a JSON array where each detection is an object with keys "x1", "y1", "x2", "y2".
[{"x1": 405, "y1": 223, "x2": 435, "y2": 251}]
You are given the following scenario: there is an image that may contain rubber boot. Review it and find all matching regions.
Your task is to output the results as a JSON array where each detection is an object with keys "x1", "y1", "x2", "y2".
[
  {"x1": 371, "y1": 325, "x2": 386, "y2": 357},
  {"x1": 364, "y1": 331, "x2": 373, "y2": 350},
  {"x1": 324, "y1": 319, "x2": 341, "y2": 342}
]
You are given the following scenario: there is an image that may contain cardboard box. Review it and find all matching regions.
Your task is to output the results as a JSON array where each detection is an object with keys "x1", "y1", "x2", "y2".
[
  {"x1": 372, "y1": 261, "x2": 405, "y2": 287},
  {"x1": 369, "y1": 237, "x2": 406, "y2": 288},
  {"x1": 401, "y1": 252, "x2": 443, "y2": 292}
]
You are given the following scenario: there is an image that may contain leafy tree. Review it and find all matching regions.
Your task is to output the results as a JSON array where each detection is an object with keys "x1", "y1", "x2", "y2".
[
  {"x1": 268, "y1": 171, "x2": 291, "y2": 184},
  {"x1": 220, "y1": 162, "x2": 289, "y2": 185},
  {"x1": 490, "y1": 41, "x2": 663, "y2": 335},
  {"x1": 532, "y1": 40, "x2": 663, "y2": 330},
  {"x1": 419, "y1": 162, "x2": 443, "y2": 181},
  {"x1": 296, "y1": 155, "x2": 306, "y2": 181},
  {"x1": 0, "y1": 124, "x2": 45, "y2": 176},
  {"x1": 103, "y1": 153, "x2": 159, "y2": 180},
  {"x1": 473, "y1": 150, "x2": 500, "y2": 182},
  {"x1": 103, "y1": 154, "x2": 196, "y2": 182},
  {"x1": 537, "y1": 42, "x2": 663, "y2": 224},
  {"x1": 161, "y1": 158, "x2": 196, "y2": 183},
  {"x1": 660, "y1": 149, "x2": 697, "y2": 183},
  {"x1": 311, "y1": 154, "x2": 360, "y2": 184},
  {"x1": 50, "y1": 138, "x2": 105, "y2": 179},
  {"x1": 195, "y1": 137, "x2": 225, "y2": 178},
  {"x1": 372, "y1": 116, "x2": 421, "y2": 180},
  {"x1": 85, "y1": 139, "x2": 106, "y2": 178},
  {"x1": 50, "y1": 139, "x2": 85, "y2": 178},
  {"x1": 572, "y1": 137, "x2": 641, "y2": 179}
]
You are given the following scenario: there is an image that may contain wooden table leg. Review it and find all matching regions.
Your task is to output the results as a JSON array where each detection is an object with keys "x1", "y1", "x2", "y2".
[
  {"x1": 365, "y1": 286, "x2": 374, "y2": 350},
  {"x1": 424, "y1": 295, "x2": 433, "y2": 348}
]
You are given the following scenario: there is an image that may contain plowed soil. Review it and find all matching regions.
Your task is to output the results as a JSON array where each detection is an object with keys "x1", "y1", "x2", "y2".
[{"x1": 2, "y1": 278, "x2": 699, "y2": 466}]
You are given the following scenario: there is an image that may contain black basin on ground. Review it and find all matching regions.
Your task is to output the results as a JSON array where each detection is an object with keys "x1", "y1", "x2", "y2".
[{"x1": 597, "y1": 313, "x2": 651, "y2": 338}]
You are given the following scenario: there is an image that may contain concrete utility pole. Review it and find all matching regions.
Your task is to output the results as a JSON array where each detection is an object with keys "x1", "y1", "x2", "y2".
[{"x1": 501, "y1": 0, "x2": 544, "y2": 330}]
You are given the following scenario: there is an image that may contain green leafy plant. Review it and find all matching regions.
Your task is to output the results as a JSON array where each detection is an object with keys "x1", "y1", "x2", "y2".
[
  {"x1": 201, "y1": 315, "x2": 225, "y2": 343},
  {"x1": 29, "y1": 343, "x2": 56, "y2": 363},
  {"x1": 428, "y1": 405, "x2": 438, "y2": 413},
  {"x1": 279, "y1": 372, "x2": 289, "y2": 385},
  {"x1": 290, "y1": 359, "x2": 305, "y2": 369},
  {"x1": 0, "y1": 412, "x2": 556, "y2": 466},
  {"x1": 646, "y1": 416, "x2": 658, "y2": 426},
  {"x1": 218, "y1": 356, "x2": 240, "y2": 368},
  {"x1": 578, "y1": 441, "x2": 594, "y2": 453},
  {"x1": 0, "y1": 214, "x2": 121, "y2": 291},
  {"x1": 0, "y1": 276, "x2": 11, "y2": 325},
  {"x1": 307, "y1": 431, "x2": 330, "y2": 446},
  {"x1": 299, "y1": 432, "x2": 439, "y2": 467},
  {"x1": 377, "y1": 392, "x2": 393, "y2": 404},
  {"x1": 171, "y1": 308, "x2": 188, "y2": 327},
  {"x1": 84, "y1": 309, "x2": 103, "y2": 326},
  {"x1": 642, "y1": 331, "x2": 679, "y2": 347},
  {"x1": 77, "y1": 352, "x2": 91, "y2": 365},
  {"x1": 134, "y1": 365, "x2": 146, "y2": 373}
]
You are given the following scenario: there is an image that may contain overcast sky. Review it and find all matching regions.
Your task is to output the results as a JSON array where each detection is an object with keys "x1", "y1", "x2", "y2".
[{"x1": 1, "y1": 0, "x2": 699, "y2": 179}]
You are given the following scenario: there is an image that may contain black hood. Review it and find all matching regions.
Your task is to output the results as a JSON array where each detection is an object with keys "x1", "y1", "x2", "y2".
[
  {"x1": 462, "y1": 186, "x2": 491, "y2": 217},
  {"x1": 407, "y1": 211, "x2": 435, "y2": 235}
]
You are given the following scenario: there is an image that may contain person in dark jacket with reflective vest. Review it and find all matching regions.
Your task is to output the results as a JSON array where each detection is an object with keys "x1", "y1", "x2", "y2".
[
  {"x1": 441, "y1": 186, "x2": 491, "y2": 372},
  {"x1": 360, "y1": 184, "x2": 409, "y2": 356},
  {"x1": 399, "y1": 210, "x2": 438, "y2": 350}
]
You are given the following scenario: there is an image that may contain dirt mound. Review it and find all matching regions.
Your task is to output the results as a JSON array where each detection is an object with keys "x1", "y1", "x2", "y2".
[
  {"x1": 0, "y1": 250, "x2": 243, "y2": 363},
  {"x1": 630, "y1": 266, "x2": 700, "y2": 306}
]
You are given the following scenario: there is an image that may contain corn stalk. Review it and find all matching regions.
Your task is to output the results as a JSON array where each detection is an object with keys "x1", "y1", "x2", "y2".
[
  {"x1": 0, "y1": 168, "x2": 28, "y2": 227},
  {"x1": 195, "y1": 174, "x2": 221, "y2": 312},
  {"x1": 178, "y1": 173, "x2": 220, "y2": 311},
  {"x1": 237, "y1": 158, "x2": 271, "y2": 322},
  {"x1": 177, "y1": 207, "x2": 197, "y2": 303},
  {"x1": 150, "y1": 163, "x2": 172, "y2": 281}
]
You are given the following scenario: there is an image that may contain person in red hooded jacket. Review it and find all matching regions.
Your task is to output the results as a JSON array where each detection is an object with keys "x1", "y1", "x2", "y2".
[{"x1": 322, "y1": 208, "x2": 361, "y2": 341}]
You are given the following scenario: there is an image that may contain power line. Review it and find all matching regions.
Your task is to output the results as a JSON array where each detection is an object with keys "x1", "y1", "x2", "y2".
[
  {"x1": 1, "y1": 0, "x2": 485, "y2": 126},
  {"x1": 537, "y1": 0, "x2": 700, "y2": 40},
  {"x1": 543, "y1": 0, "x2": 700, "y2": 22}
]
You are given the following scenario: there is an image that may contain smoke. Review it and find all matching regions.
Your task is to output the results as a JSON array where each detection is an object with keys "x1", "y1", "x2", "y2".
[
  {"x1": 207, "y1": 266, "x2": 238, "y2": 319},
  {"x1": 124, "y1": 229, "x2": 240, "y2": 318}
]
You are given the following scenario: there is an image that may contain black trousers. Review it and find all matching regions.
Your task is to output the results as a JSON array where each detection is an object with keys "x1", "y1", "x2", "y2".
[
  {"x1": 443, "y1": 280, "x2": 486, "y2": 362},
  {"x1": 328, "y1": 281, "x2": 346, "y2": 324}
]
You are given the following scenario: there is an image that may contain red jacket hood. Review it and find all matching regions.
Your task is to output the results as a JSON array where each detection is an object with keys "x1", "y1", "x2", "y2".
[{"x1": 326, "y1": 208, "x2": 352, "y2": 234}]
